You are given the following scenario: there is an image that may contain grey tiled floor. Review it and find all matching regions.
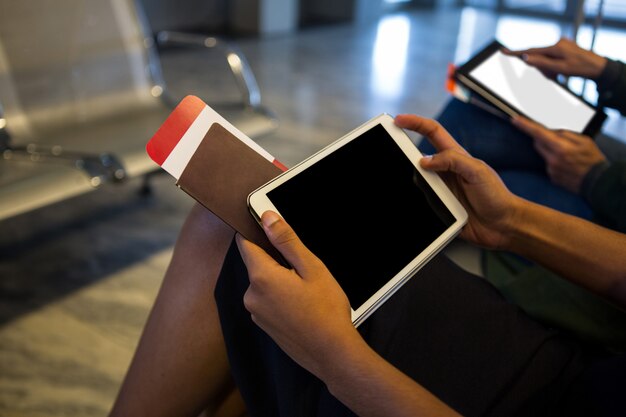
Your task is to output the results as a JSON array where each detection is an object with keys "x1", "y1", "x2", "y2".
[{"x1": 1, "y1": 6, "x2": 624, "y2": 416}]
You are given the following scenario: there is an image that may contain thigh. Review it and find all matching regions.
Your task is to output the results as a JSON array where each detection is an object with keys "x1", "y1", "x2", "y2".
[
  {"x1": 111, "y1": 204, "x2": 236, "y2": 417},
  {"x1": 360, "y1": 254, "x2": 583, "y2": 417},
  {"x1": 500, "y1": 171, "x2": 593, "y2": 220},
  {"x1": 421, "y1": 99, "x2": 545, "y2": 173}
]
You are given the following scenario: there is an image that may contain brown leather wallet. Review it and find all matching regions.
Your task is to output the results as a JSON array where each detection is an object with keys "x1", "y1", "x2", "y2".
[{"x1": 178, "y1": 122, "x2": 284, "y2": 260}]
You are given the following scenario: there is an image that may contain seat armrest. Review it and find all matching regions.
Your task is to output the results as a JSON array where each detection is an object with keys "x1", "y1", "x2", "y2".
[
  {"x1": 3, "y1": 144, "x2": 126, "y2": 187},
  {"x1": 156, "y1": 31, "x2": 261, "y2": 108}
]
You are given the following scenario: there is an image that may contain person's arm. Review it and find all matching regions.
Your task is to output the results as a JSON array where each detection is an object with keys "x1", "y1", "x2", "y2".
[
  {"x1": 236, "y1": 212, "x2": 461, "y2": 417},
  {"x1": 504, "y1": 198, "x2": 626, "y2": 306},
  {"x1": 395, "y1": 115, "x2": 626, "y2": 308}
]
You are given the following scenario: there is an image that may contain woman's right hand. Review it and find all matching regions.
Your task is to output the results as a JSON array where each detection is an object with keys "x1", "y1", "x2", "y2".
[
  {"x1": 395, "y1": 114, "x2": 525, "y2": 250},
  {"x1": 398, "y1": 114, "x2": 626, "y2": 309}
]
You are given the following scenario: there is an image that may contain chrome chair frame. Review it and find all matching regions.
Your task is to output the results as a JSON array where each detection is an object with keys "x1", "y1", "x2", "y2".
[{"x1": 0, "y1": 0, "x2": 276, "y2": 220}]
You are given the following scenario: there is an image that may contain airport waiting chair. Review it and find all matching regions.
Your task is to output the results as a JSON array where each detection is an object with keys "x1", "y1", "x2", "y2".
[{"x1": 0, "y1": 0, "x2": 277, "y2": 220}]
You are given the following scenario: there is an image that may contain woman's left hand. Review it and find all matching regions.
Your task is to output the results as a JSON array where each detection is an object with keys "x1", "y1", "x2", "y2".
[{"x1": 236, "y1": 211, "x2": 361, "y2": 379}]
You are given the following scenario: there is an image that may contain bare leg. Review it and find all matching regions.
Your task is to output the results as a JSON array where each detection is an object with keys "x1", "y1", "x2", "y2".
[{"x1": 110, "y1": 204, "x2": 239, "y2": 417}]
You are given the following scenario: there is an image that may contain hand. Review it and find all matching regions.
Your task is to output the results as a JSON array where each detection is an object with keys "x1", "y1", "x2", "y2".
[
  {"x1": 505, "y1": 38, "x2": 607, "y2": 80},
  {"x1": 512, "y1": 116, "x2": 607, "y2": 193},
  {"x1": 236, "y1": 211, "x2": 361, "y2": 379},
  {"x1": 395, "y1": 114, "x2": 524, "y2": 250}
]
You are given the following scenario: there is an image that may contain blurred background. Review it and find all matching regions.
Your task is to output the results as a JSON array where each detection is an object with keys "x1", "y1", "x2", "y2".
[{"x1": 0, "y1": 0, "x2": 624, "y2": 415}]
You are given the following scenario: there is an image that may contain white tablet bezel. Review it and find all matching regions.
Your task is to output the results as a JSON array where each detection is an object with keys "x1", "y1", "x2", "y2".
[{"x1": 248, "y1": 114, "x2": 468, "y2": 327}]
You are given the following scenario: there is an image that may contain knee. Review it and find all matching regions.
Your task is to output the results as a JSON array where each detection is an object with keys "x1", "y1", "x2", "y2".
[{"x1": 168, "y1": 204, "x2": 235, "y2": 286}]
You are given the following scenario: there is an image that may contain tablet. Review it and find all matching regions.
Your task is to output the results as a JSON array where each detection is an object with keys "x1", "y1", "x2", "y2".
[
  {"x1": 455, "y1": 40, "x2": 606, "y2": 136},
  {"x1": 248, "y1": 114, "x2": 468, "y2": 327}
]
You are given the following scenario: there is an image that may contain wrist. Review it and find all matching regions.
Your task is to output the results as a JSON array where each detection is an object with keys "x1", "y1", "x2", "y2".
[
  {"x1": 589, "y1": 55, "x2": 608, "y2": 81},
  {"x1": 502, "y1": 198, "x2": 566, "y2": 258},
  {"x1": 317, "y1": 328, "x2": 374, "y2": 392},
  {"x1": 497, "y1": 196, "x2": 535, "y2": 252}
]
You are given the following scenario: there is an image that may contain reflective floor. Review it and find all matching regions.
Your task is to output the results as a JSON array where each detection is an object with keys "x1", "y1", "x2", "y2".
[{"x1": 1, "y1": 6, "x2": 625, "y2": 416}]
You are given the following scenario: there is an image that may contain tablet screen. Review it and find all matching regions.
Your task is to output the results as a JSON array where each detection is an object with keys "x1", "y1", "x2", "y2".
[
  {"x1": 469, "y1": 50, "x2": 596, "y2": 132},
  {"x1": 266, "y1": 124, "x2": 455, "y2": 309}
]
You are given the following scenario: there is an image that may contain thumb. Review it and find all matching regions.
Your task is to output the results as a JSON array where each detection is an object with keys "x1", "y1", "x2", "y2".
[
  {"x1": 559, "y1": 130, "x2": 592, "y2": 145},
  {"x1": 260, "y1": 211, "x2": 321, "y2": 277}
]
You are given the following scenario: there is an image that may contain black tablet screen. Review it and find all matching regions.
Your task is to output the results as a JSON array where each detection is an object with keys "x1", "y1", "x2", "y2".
[{"x1": 267, "y1": 124, "x2": 455, "y2": 309}]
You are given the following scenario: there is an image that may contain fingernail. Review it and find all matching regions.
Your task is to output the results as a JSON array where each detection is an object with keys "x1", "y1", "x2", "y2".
[
  {"x1": 419, "y1": 155, "x2": 433, "y2": 168},
  {"x1": 262, "y1": 211, "x2": 281, "y2": 228}
]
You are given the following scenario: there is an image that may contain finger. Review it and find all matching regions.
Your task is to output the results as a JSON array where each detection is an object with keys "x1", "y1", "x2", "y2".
[
  {"x1": 395, "y1": 114, "x2": 468, "y2": 155},
  {"x1": 513, "y1": 44, "x2": 560, "y2": 59},
  {"x1": 511, "y1": 116, "x2": 555, "y2": 144},
  {"x1": 535, "y1": 129, "x2": 574, "y2": 155},
  {"x1": 558, "y1": 129, "x2": 591, "y2": 144},
  {"x1": 502, "y1": 47, "x2": 526, "y2": 58},
  {"x1": 260, "y1": 211, "x2": 321, "y2": 278},
  {"x1": 545, "y1": 165, "x2": 572, "y2": 189},
  {"x1": 236, "y1": 233, "x2": 281, "y2": 275},
  {"x1": 503, "y1": 46, "x2": 562, "y2": 77},
  {"x1": 522, "y1": 54, "x2": 567, "y2": 75},
  {"x1": 533, "y1": 139, "x2": 554, "y2": 161},
  {"x1": 420, "y1": 149, "x2": 489, "y2": 185},
  {"x1": 546, "y1": 164, "x2": 558, "y2": 182}
]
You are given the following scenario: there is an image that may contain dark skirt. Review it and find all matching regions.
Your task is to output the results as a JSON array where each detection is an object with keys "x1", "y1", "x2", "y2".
[{"x1": 214, "y1": 240, "x2": 586, "y2": 417}]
